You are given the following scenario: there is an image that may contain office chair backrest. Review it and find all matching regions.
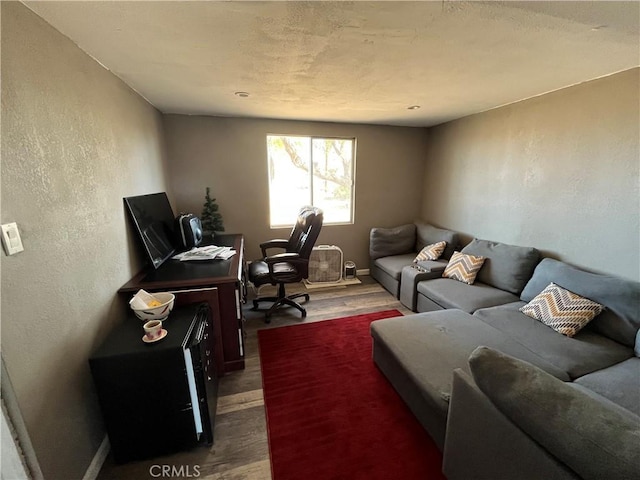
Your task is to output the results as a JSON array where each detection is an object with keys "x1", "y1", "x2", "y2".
[{"x1": 287, "y1": 206, "x2": 323, "y2": 275}]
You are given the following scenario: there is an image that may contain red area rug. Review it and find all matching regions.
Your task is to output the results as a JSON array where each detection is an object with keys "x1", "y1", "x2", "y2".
[{"x1": 258, "y1": 310, "x2": 445, "y2": 480}]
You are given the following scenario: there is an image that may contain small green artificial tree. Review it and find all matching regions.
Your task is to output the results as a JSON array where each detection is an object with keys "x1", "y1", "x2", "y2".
[{"x1": 201, "y1": 187, "x2": 225, "y2": 235}]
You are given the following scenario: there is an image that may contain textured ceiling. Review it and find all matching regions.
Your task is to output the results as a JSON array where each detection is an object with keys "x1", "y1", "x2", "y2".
[{"x1": 24, "y1": 1, "x2": 640, "y2": 127}]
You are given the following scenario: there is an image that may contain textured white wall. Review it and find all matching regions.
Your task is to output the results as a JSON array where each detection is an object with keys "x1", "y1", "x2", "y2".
[
  {"x1": 1, "y1": 3, "x2": 171, "y2": 478},
  {"x1": 422, "y1": 69, "x2": 640, "y2": 281},
  {"x1": 163, "y1": 116, "x2": 428, "y2": 269}
]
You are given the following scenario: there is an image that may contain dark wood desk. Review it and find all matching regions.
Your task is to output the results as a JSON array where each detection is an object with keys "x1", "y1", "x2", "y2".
[{"x1": 119, "y1": 233, "x2": 246, "y2": 375}]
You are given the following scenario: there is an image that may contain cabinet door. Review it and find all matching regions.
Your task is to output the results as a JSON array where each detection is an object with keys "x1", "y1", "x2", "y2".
[
  {"x1": 188, "y1": 310, "x2": 217, "y2": 445},
  {"x1": 170, "y1": 288, "x2": 224, "y2": 378}
]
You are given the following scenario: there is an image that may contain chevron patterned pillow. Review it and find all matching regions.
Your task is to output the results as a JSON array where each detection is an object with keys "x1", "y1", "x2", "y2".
[
  {"x1": 414, "y1": 241, "x2": 447, "y2": 262},
  {"x1": 520, "y1": 282, "x2": 604, "y2": 337},
  {"x1": 442, "y1": 251, "x2": 486, "y2": 285}
]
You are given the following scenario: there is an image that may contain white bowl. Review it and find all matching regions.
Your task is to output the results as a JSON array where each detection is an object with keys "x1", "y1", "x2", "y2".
[{"x1": 130, "y1": 292, "x2": 175, "y2": 321}]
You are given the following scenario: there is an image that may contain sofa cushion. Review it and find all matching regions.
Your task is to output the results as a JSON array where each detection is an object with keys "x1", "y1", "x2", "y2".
[
  {"x1": 468, "y1": 346, "x2": 640, "y2": 480},
  {"x1": 370, "y1": 311, "x2": 570, "y2": 416},
  {"x1": 417, "y1": 278, "x2": 519, "y2": 313},
  {"x1": 373, "y1": 253, "x2": 416, "y2": 280},
  {"x1": 519, "y1": 283, "x2": 604, "y2": 338},
  {"x1": 442, "y1": 251, "x2": 486, "y2": 285},
  {"x1": 415, "y1": 221, "x2": 458, "y2": 260},
  {"x1": 474, "y1": 303, "x2": 633, "y2": 379},
  {"x1": 414, "y1": 241, "x2": 446, "y2": 262},
  {"x1": 520, "y1": 258, "x2": 640, "y2": 347},
  {"x1": 460, "y1": 238, "x2": 540, "y2": 295},
  {"x1": 574, "y1": 358, "x2": 640, "y2": 416},
  {"x1": 369, "y1": 224, "x2": 416, "y2": 260}
]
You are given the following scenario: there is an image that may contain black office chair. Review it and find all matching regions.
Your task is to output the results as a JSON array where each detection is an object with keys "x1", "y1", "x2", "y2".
[{"x1": 248, "y1": 206, "x2": 324, "y2": 322}]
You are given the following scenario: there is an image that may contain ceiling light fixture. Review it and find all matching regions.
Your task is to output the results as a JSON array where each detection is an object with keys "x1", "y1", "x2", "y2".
[
  {"x1": 234, "y1": 91, "x2": 250, "y2": 98},
  {"x1": 407, "y1": 105, "x2": 421, "y2": 110}
]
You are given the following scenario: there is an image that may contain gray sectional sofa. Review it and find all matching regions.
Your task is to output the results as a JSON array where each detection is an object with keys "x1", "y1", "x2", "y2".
[{"x1": 369, "y1": 228, "x2": 640, "y2": 479}]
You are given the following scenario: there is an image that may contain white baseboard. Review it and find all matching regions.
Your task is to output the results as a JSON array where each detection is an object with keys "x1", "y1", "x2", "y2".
[
  {"x1": 82, "y1": 435, "x2": 110, "y2": 480},
  {"x1": 356, "y1": 268, "x2": 370, "y2": 276}
]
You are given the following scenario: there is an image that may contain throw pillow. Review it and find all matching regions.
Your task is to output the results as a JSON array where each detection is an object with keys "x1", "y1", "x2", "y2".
[
  {"x1": 442, "y1": 251, "x2": 486, "y2": 285},
  {"x1": 519, "y1": 282, "x2": 604, "y2": 337},
  {"x1": 414, "y1": 241, "x2": 446, "y2": 263}
]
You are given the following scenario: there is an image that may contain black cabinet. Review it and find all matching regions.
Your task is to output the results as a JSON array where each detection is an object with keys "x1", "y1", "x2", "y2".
[{"x1": 89, "y1": 304, "x2": 218, "y2": 463}]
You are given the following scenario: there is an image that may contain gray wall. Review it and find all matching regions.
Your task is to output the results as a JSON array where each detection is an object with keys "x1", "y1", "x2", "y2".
[
  {"x1": 421, "y1": 69, "x2": 640, "y2": 281},
  {"x1": 163, "y1": 115, "x2": 428, "y2": 268},
  {"x1": 1, "y1": 3, "x2": 171, "y2": 479}
]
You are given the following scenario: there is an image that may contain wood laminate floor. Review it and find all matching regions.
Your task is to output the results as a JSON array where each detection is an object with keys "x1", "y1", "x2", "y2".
[{"x1": 97, "y1": 276, "x2": 411, "y2": 480}]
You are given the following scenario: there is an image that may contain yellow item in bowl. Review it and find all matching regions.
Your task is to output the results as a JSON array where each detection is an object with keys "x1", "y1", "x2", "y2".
[{"x1": 130, "y1": 291, "x2": 175, "y2": 321}]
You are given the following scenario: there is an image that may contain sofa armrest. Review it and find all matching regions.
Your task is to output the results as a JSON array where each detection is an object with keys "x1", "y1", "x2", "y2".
[
  {"x1": 399, "y1": 263, "x2": 446, "y2": 311},
  {"x1": 369, "y1": 224, "x2": 416, "y2": 260},
  {"x1": 414, "y1": 260, "x2": 446, "y2": 273},
  {"x1": 444, "y1": 369, "x2": 579, "y2": 480}
]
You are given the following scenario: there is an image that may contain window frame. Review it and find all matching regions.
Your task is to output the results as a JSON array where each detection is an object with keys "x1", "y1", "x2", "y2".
[{"x1": 266, "y1": 134, "x2": 357, "y2": 228}]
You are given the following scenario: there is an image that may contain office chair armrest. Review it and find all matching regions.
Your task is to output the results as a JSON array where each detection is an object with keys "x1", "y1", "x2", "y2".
[
  {"x1": 260, "y1": 239, "x2": 289, "y2": 257},
  {"x1": 264, "y1": 252, "x2": 309, "y2": 266},
  {"x1": 264, "y1": 252, "x2": 307, "y2": 278},
  {"x1": 264, "y1": 252, "x2": 301, "y2": 264}
]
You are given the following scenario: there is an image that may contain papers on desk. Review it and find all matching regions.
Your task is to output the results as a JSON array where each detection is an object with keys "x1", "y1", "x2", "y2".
[{"x1": 172, "y1": 245, "x2": 236, "y2": 261}]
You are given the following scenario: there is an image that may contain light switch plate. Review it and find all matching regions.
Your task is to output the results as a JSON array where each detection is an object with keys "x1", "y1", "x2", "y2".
[{"x1": 1, "y1": 223, "x2": 25, "y2": 255}]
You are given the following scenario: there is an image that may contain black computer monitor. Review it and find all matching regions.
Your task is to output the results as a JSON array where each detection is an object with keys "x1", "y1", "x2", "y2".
[{"x1": 124, "y1": 192, "x2": 176, "y2": 269}]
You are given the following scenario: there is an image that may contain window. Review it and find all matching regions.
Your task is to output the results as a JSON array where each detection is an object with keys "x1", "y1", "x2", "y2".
[{"x1": 266, "y1": 135, "x2": 355, "y2": 227}]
